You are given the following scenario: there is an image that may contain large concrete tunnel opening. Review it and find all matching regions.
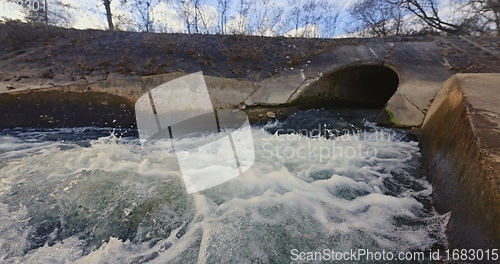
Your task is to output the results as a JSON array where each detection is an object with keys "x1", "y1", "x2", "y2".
[
  {"x1": 301, "y1": 65, "x2": 399, "y2": 108},
  {"x1": 332, "y1": 65, "x2": 399, "y2": 108}
]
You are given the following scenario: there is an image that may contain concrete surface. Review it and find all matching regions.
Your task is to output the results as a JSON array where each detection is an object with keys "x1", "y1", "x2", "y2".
[
  {"x1": 0, "y1": 37, "x2": 485, "y2": 128},
  {"x1": 420, "y1": 73, "x2": 500, "y2": 249},
  {"x1": 0, "y1": 73, "x2": 259, "y2": 129},
  {"x1": 382, "y1": 42, "x2": 453, "y2": 126},
  {"x1": 266, "y1": 41, "x2": 453, "y2": 127}
]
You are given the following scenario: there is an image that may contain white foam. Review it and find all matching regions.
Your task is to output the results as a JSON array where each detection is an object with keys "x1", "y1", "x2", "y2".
[
  {"x1": 0, "y1": 203, "x2": 31, "y2": 261},
  {"x1": 0, "y1": 127, "x2": 448, "y2": 262}
]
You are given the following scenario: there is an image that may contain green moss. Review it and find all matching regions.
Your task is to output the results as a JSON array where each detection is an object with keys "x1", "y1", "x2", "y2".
[{"x1": 385, "y1": 109, "x2": 400, "y2": 125}]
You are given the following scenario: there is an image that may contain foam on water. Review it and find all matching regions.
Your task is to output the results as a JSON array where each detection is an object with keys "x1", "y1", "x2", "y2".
[{"x1": 0, "y1": 112, "x2": 449, "y2": 263}]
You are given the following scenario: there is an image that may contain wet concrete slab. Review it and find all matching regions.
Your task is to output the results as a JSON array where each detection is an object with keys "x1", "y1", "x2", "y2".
[{"x1": 421, "y1": 73, "x2": 500, "y2": 249}]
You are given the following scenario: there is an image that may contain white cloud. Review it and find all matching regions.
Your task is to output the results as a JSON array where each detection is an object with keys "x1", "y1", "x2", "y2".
[
  {"x1": 225, "y1": 13, "x2": 246, "y2": 34},
  {"x1": 60, "y1": 0, "x2": 106, "y2": 29},
  {"x1": 196, "y1": 4, "x2": 218, "y2": 33},
  {"x1": 151, "y1": 2, "x2": 184, "y2": 33},
  {"x1": 285, "y1": 24, "x2": 320, "y2": 38},
  {"x1": 253, "y1": 27, "x2": 277, "y2": 37}
]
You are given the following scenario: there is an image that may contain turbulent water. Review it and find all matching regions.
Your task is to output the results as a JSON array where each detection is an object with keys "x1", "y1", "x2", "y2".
[{"x1": 0, "y1": 109, "x2": 448, "y2": 263}]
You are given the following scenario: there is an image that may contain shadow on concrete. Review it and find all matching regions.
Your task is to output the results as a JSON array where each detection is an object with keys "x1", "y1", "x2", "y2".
[{"x1": 0, "y1": 90, "x2": 136, "y2": 129}]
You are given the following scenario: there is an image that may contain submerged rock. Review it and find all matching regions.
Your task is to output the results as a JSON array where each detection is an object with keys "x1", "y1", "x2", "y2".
[{"x1": 266, "y1": 111, "x2": 276, "y2": 118}]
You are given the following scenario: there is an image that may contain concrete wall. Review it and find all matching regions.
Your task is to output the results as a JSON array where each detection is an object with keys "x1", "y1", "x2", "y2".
[
  {"x1": 1, "y1": 39, "x2": 454, "y2": 128},
  {"x1": 420, "y1": 74, "x2": 500, "y2": 249},
  {"x1": 287, "y1": 41, "x2": 453, "y2": 127},
  {"x1": 0, "y1": 73, "x2": 258, "y2": 129}
]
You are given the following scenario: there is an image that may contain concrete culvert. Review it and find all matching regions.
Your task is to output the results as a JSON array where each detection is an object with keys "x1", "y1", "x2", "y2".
[{"x1": 299, "y1": 64, "x2": 399, "y2": 108}]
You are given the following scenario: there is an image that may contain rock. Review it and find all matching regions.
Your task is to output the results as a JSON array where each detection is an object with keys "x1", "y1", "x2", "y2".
[{"x1": 266, "y1": 111, "x2": 276, "y2": 118}]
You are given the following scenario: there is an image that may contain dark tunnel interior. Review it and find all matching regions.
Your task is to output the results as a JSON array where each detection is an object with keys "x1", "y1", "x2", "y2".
[
  {"x1": 298, "y1": 64, "x2": 400, "y2": 109},
  {"x1": 331, "y1": 65, "x2": 399, "y2": 108}
]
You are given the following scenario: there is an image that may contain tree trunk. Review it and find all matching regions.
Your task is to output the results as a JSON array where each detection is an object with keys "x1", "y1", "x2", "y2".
[
  {"x1": 495, "y1": 9, "x2": 500, "y2": 36},
  {"x1": 103, "y1": 0, "x2": 114, "y2": 31},
  {"x1": 44, "y1": 0, "x2": 48, "y2": 33}
]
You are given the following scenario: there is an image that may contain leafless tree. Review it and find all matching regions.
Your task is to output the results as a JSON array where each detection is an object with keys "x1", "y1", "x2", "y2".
[
  {"x1": 247, "y1": 0, "x2": 283, "y2": 36},
  {"x1": 193, "y1": 0, "x2": 200, "y2": 33},
  {"x1": 349, "y1": 0, "x2": 405, "y2": 37},
  {"x1": 285, "y1": 0, "x2": 342, "y2": 38},
  {"x1": 391, "y1": 0, "x2": 499, "y2": 35},
  {"x1": 175, "y1": 0, "x2": 194, "y2": 33},
  {"x1": 465, "y1": 0, "x2": 500, "y2": 35},
  {"x1": 287, "y1": 0, "x2": 301, "y2": 37},
  {"x1": 121, "y1": 0, "x2": 157, "y2": 32},
  {"x1": 318, "y1": 1, "x2": 343, "y2": 38},
  {"x1": 217, "y1": 0, "x2": 231, "y2": 34},
  {"x1": 298, "y1": 0, "x2": 321, "y2": 37},
  {"x1": 174, "y1": 0, "x2": 213, "y2": 34},
  {"x1": 390, "y1": 0, "x2": 463, "y2": 34},
  {"x1": 230, "y1": 0, "x2": 251, "y2": 34},
  {"x1": 195, "y1": 0, "x2": 218, "y2": 34},
  {"x1": 101, "y1": 0, "x2": 114, "y2": 31}
]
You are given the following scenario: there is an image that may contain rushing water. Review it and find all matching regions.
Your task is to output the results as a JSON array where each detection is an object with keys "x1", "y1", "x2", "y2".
[{"x1": 0, "y1": 109, "x2": 448, "y2": 263}]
